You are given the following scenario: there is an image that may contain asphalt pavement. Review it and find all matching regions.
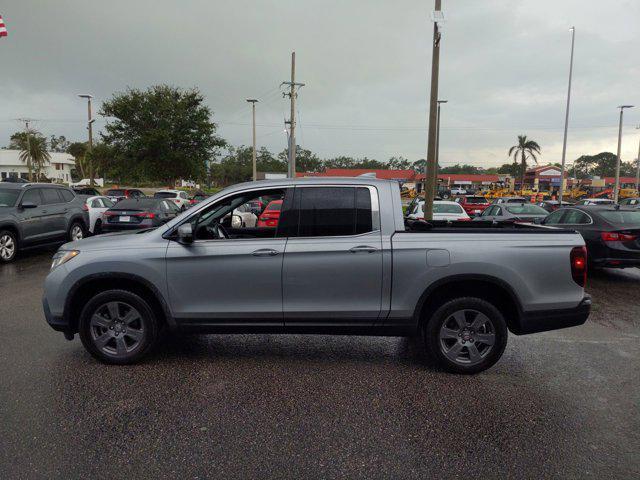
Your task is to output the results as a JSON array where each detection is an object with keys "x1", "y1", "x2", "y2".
[{"x1": 1, "y1": 247, "x2": 639, "y2": 479}]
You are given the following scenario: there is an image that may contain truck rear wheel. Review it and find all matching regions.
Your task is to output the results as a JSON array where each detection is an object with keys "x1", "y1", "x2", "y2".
[
  {"x1": 79, "y1": 289, "x2": 159, "y2": 365},
  {"x1": 423, "y1": 297, "x2": 508, "y2": 374}
]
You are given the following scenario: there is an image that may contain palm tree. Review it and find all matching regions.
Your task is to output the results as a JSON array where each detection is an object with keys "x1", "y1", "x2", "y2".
[
  {"x1": 508, "y1": 135, "x2": 541, "y2": 194},
  {"x1": 17, "y1": 130, "x2": 51, "y2": 182}
]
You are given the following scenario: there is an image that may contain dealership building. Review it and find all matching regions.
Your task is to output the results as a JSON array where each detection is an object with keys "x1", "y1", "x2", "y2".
[{"x1": 0, "y1": 149, "x2": 75, "y2": 184}]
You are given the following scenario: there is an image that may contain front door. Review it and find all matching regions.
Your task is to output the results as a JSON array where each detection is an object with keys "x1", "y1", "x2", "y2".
[
  {"x1": 18, "y1": 188, "x2": 55, "y2": 245},
  {"x1": 282, "y1": 186, "x2": 383, "y2": 325},
  {"x1": 165, "y1": 187, "x2": 291, "y2": 325}
]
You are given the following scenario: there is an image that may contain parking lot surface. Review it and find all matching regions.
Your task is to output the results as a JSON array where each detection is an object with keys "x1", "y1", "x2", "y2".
[{"x1": 1, "y1": 248, "x2": 639, "y2": 479}]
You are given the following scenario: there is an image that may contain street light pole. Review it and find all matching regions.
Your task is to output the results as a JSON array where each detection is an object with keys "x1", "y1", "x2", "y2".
[
  {"x1": 559, "y1": 27, "x2": 575, "y2": 205},
  {"x1": 424, "y1": 0, "x2": 443, "y2": 221},
  {"x1": 78, "y1": 94, "x2": 94, "y2": 186},
  {"x1": 435, "y1": 99, "x2": 447, "y2": 184},
  {"x1": 614, "y1": 105, "x2": 634, "y2": 203},
  {"x1": 246, "y1": 99, "x2": 259, "y2": 181}
]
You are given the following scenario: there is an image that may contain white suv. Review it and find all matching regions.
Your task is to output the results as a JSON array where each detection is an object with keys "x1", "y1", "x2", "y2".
[{"x1": 153, "y1": 190, "x2": 190, "y2": 211}]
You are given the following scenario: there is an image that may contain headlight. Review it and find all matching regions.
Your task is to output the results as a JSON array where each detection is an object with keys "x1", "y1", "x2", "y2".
[{"x1": 51, "y1": 250, "x2": 80, "y2": 270}]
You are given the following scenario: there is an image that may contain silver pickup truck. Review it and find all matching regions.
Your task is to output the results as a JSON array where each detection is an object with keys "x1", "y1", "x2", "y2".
[{"x1": 43, "y1": 177, "x2": 591, "y2": 373}]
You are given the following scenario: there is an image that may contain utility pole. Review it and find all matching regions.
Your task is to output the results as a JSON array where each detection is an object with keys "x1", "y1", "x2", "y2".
[
  {"x1": 78, "y1": 94, "x2": 95, "y2": 186},
  {"x1": 424, "y1": 0, "x2": 443, "y2": 221},
  {"x1": 559, "y1": 27, "x2": 575, "y2": 205},
  {"x1": 282, "y1": 52, "x2": 305, "y2": 178},
  {"x1": 17, "y1": 118, "x2": 34, "y2": 182},
  {"x1": 435, "y1": 99, "x2": 447, "y2": 183},
  {"x1": 614, "y1": 105, "x2": 634, "y2": 203},
  {"x1": 635, "y1": 125, "x2": 640, "y2": 193},
  {"x1": 246, "y1": 99, "x2": 259, "y2": 181}
]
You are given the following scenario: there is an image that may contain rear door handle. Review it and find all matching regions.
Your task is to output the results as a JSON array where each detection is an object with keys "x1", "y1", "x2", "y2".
[
  {"x1": 349, "y1": 245, "x2": 378, "y2": 254},
  {"x1": 252, "y1": 248, "x2": 279, "y2": 257}
]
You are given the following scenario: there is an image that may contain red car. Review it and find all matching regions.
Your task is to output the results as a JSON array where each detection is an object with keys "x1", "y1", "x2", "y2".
[
  {"x1": 257, "y1": 200, "x2": 282, "y2": 227},
  {"x1": 455, "y1": 195, "x2": 490, "y2": 216}
]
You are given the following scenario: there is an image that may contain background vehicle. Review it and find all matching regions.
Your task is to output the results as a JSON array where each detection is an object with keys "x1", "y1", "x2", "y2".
[
  {"x1": 575, "y1": 198, "x2": 615, "y2": 206},
  {"x1": 44, "y1": 178, "x2": 590, "y2": 374},
  {"x1": 406, "y1": 200, "x2": 471, "y2": 221},
  {"x1": 257, "y1": 199, "x2": 283, "y2": 227},
  {"x1": 542, "y1": 206, "x2": 640, "y2": 269},
  {"x1": 491, "y1": 196, "x2": 527, "y2": 204},
  {"x1": 475, "y1": 203, "x2": 549, "y2": 223},
  {"x1": 537, "y1": 200, "x2": 576, "y2": 212},
  {"x1": 154, "y1": 190, "x2": 190, "y2": 210},
  {"x1": 450, "y1": 186, "x2": 467, "y2": 195},
  {"x1": 72, "y1": 186, "x2": 102, "y2": 196},
  {"x1": 105, "y1": 188, "x2": 145, "y2": 203},
  {"x1": 618, "y1": 197, "x2": 640, "y2": 208},
  {"x1": 102, "y1": 198, "x2": 180, "y2": 232},
  {"x1": 189, "y1": 192, "x2": 209, "y2": 207},
  {"x1": 0, "y1": 183, "x2": 88, "y2": 263},
  {"x1": 84, "y1": 195, "x2": 115, "y2": 234},
  {"x1": 454, "y1": 195, "x2": 490, "y2": 216}
]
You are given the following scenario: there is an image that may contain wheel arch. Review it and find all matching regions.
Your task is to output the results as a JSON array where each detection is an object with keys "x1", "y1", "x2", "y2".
[
  {"x1": 64, "y1": 273, "x2": 174, "y2": 333},
  {"x1": 0, "y1": 221, "x2": 22, "y2": 244},
  {"x1": 413, "y1": 274, "x2": 524, "y2": 334}
]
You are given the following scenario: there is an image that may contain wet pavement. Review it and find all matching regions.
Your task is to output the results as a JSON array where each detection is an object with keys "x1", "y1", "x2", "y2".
[{"x1": 1, "y1": 247, "x2": 639, "y2": 479}]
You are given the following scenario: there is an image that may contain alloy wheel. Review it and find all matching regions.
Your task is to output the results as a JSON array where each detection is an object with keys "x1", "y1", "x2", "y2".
[
  {"x1": 71, "y1": 225, "x2": 84, "y2": 241},
  {"x1": 0, "y1": 234, "x2": 16, "y2": 261},
  {"x1": 89, "y1": 301, "x2": 145, "y2": 357},
  {"x1": 439, "y1": 309, "x2": 496, "y2": 366}
]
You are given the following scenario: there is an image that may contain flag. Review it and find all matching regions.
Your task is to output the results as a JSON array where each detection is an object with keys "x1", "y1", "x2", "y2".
[{"x1": 0, "y1": 15, "x2": 7, "y2": 37}]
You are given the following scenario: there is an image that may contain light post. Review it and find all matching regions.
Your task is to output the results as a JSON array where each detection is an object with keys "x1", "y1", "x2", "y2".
[
  {"x1": 246, "y1": 99, "x2": 259, "y2": 181},
  {"x1": 77, "y1": 94, "x2": 94, "y2": 186},
  {"x1": 614, "y1": 105, "x2": 634, "y2": 203},
  {"x1": 435, "y1": 100, "x2": 447, "y2": 185},
  {"x1": 559, "y1": 27, "x2": 575, "y2": 205}
]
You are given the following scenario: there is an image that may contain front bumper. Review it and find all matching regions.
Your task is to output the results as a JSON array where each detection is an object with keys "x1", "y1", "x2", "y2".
[
  {"x1": 516, "y1": 295, "x2": 591, "y2": 335},
  {"x1": 43, "y1": 295, "x2": 73, "y2": 338}
]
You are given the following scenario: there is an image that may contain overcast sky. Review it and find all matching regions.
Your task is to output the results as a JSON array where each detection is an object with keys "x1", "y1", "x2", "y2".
[{"x1": 1, "y1": 0, "x2": 639, "y2": 168}]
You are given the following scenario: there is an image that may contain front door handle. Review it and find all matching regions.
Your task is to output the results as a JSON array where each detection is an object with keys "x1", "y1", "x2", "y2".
[
  {"x1": 252, "y1": 248, "x2": 279, "y2": 257},
  {"x1": 349, "y1": 245, "x2": 378, "y2": 254}
]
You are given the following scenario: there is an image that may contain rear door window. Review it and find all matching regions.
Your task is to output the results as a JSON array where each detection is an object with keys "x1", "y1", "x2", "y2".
[
  {"x1": 561, "y1": 210, "x2": 591, "y2": 224},
  {"x1": 59, "y1": 189, "x2": 74, "y2": 202},
  {"x1": 544, "y1": 210, "x2": 565, "y2": 225},
  {"x1": 41, "y1": 188, "x2": 62, "y2": 204}
]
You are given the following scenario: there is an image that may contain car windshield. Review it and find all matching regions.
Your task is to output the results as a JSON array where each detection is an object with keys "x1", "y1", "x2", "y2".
[
  {"x1": 434, "y1": 204, "x2": 463, "y2": 214},
  {"x1": 0, "y1": 188, "x2": 20, "y2": 207},
  {"x1": 107, "y1": 189, "x2": 126, "y2": 196},
  {"x1": 506, "y1": 204, "x2": 548, "y2": 215},
  {"x1": 506, "y1": 198, "x2": 526, "y2": 203},
  {"x1": 599, "y1": 210, "x2": 640, "y2": 225},
  {"x1": 154, "y1": 192, "x2": 177, "y2": 199},
  {"x1": 465, "y1": 197, "x2": 487, "y2": 204},
  {"x1": 111, "y1": 199, "x2": 159, "y2": 210}
]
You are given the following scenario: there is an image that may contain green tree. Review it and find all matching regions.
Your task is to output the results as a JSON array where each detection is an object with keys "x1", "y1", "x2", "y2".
[
  {"x1": 49, "y1": 135, "x2": 70, "y2": 153},
  {"x1": 387, "y1": 156, "x2": 412, "y2": 170},
  {"x1": 67, "y1": 142, "x2": 88, "y2": 179},
  {"x1": 100, "y1": 85, "x2": 225, "y2": 184},
  {"x1": 508, "y1": 135, "x2": 541, "y2": 192},
  {"x1": 10, "y1": 130, "x2": 51, "y2": 181},
  {"x1": 496, "y1": 163, "x2": 521, "y2": 176}
]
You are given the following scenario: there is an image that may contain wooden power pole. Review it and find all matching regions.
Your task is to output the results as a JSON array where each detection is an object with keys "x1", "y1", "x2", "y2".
[{"x1": 282, "y1": 52, "x2": 304, "y2": 178}]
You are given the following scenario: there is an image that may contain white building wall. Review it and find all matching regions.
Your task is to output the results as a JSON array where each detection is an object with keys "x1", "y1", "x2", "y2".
[{"x1": 0, "y1": 150, "x2": 75, "y2": 184}]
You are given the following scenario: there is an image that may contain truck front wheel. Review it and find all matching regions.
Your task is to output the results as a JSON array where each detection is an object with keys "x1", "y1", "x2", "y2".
[{"x1": 423, "y1": 297, "x2": 508, "y2": 374}]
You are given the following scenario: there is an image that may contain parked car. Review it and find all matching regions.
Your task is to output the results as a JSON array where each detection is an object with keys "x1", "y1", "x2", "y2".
[
  {"x1": 105, "y1": 188, "x2": 145, "y2": 203},
  {"x1": 189, "y1": 192, "x2": 209, "y2": 207},
  {"x1": 537, "y1": 200, "x2": 576, "y2": 212},
  {"x1": 102, "y1": 198, "x2": 180, "y2": 232},
  {"x1": 154, "y1": 190, "x2": 190, "y2": 211},
  {"x1": 454, "y1": 195, "x2": 491, "y2": 216},
  {"x1": 575, "y1": 198, "x2": 615, "y2": 206},
  {"x1": 43, "y1": 177, "x2": 590, "y2": 374},
  {"x1": 541, "y1": 205, "x2": 640, "y2": 269},
  {"x1": 0, "y1": 183, "x2": 89, "y2": 263},
  {"x1": 474, "y1": 203, "x2": 549, "y2": 223},
  {"x1": 72, "y1": 186, "x2": 102, "y2": 196},
  {"x1": 257, "y1": 199, "x2": 283, "y2": 227},
  {"x1": 84, "y1": 195, "x2": 115, "y2": 234},
  {"x1": 406, "y1": 200, "x2": 471, "y2": 221},
  {"x1": 618, "y1": 197, "x2": 640, "y2": 208},
  {"x1": 491, "y1": 196, "x2": 527, "y2": 204},
  {"x1": 450, "y1": 186, "x2": 467, "y2": 196}
]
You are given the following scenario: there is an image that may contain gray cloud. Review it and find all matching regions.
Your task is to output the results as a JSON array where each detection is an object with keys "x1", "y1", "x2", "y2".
[{"x1": 1, "y1": 0, "x2": 638, "y2": 167}]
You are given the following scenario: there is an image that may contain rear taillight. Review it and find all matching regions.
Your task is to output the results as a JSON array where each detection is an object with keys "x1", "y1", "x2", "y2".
[
  {"x1": 190, "y1": 199, "x2": 196, "y2": 204},
  {"x1": 570, "y1": 246, "x2": 587, "y2": 287},
  {"x1": 104, "y1": 211, "x2": 115, "y2": 216},
  {"x1": 82, "y1": 203, "x2": 89, "y2": 211},
  {"x1": 458, "y1": 217, "x2": 471, "y2": 221},
  {"x1": 601, "y1": 232, "x2": 637, "y2": 242},
  {"x1": 134, "y1": 212, "x2": 155, "y2": 219}
]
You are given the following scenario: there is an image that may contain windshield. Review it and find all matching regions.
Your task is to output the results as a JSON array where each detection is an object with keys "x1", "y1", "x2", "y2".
[
  {"x1": 154, "y1": 192, "x2": 177, "y2": 199},
  {"x1": 0, "y1": 189, "x2": 20, "y2": 207},
  {"x1": 506, "y1": 204, "x2": 548, "y2": 215},
  {"x1": 599, "y1": 210, "x2": 640, "y2": 225},
  {"x1": 433, "y1": 203, "x2": 464, "y2": 214},
  {"x1": 107, "y1": 189, "x2": 126, "y2": 196}
]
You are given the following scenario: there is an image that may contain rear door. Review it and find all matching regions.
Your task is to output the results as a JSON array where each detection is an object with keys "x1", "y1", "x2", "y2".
[
  {"x1": 282, "y1": 185, "x2": 383, "y2": 325},
  {"x1": 40, "y1": 188, "x2": 67, "y2": 238}
]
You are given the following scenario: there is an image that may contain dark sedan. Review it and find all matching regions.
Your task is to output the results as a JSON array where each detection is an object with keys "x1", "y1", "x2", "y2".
[
  {"x1": 541, "y1": 205, "x2": 640, "y2": 269},
  {"x1": 102, "y1": 198, "x2": 180, "y2": 232}
]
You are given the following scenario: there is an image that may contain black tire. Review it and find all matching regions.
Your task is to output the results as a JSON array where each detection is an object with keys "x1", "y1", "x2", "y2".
[
  {"x1": 68, "y1": 221, "x2": 85, "y2": 242},
  {"x1": 79, "y1": 289, "x2": 160, "y2": 365},
  {"x1": 93, "y1": 219, "x2": 102, "y2": 235},
  {"x1": 423, "y1": 297, "x2": 508, "y2": 374},
  {"x1": 0, "y1": 229, "x2": 18, "y2": 263}
]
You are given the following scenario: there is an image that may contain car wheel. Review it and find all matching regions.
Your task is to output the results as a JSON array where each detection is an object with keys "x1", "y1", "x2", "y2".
[
  {"x1": 0, "y1": 229, "x2": 18, "y2": 263},
  {"x1": 79, "y1": 289, "x2": 160, "y2": 365},
  {"x1": 423, "y1": 297, "x2": 508, "y2": 374},
  {"x1": 68, "y1": 221, "x2": 85, "y2": 242},
  {"x1": 94, "y1": 219, "x2": 102, "y2": 235}
]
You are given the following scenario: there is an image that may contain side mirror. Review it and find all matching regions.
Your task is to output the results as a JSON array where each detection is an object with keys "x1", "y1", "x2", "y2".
[
  {"x1": 21, "y1": 202, "x2": 37, "y2": 209},
  {"x1": 177, "y1": 223, "x2": 193, "y2": 245}
]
